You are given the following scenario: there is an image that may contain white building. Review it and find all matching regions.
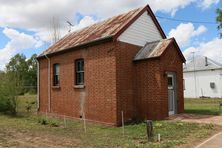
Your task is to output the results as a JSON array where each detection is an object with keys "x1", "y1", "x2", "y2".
[{"x1": 183, "y1": 56, "x2": 222, "y2": 98}]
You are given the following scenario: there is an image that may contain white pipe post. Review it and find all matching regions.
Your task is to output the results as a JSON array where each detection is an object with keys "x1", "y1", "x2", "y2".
[
  {"x1": 158, "y1": 134, "x2": 161, "y2": 142},
  {"x1": 121, "y1": 111, "x2": 124, "y2": 135}
]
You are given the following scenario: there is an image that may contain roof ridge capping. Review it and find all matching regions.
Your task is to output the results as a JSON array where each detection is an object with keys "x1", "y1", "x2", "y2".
[
  {"x1": 37, "y1": 4, "x2": 166, "y2": 58},
  {"x1": 66, "y1": 6, "x2": 144, "y2": 38}
]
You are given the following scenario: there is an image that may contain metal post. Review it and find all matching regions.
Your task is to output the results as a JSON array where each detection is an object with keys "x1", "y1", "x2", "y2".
[
  {"x1": 146, "y1": 120, "x2": 154, "y2": 142},
  {"x1": 192, "y1": 52, "x2": 198, "y2": 98},
  {"x1": 121, "y1": 111, "x2": 124, "y2": 135},
  {"x1": 219, "y1": 102, "x2": 222, "y2": 113},
  {"x1": 63, "y1": 115, "x2": 67, "y2": 128},
  {"x1": 83, "y1": 112, "x2": 86, "y2": 133}
]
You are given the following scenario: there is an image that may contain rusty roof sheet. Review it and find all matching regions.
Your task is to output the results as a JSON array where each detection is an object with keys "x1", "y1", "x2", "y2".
[
  {"x1": 134, "y1": 38, "x2": 172, "y2": 61},
  {"x1": 40, "y1": 7, "x2": 144, "y2": 56}
]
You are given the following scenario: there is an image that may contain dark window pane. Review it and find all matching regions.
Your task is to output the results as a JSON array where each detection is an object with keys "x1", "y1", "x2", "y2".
[
  {"x1": 168, "y1": 77, "x2": 173, "y2": 87},
  {"x1": 53, "y1": 64, "x2": 60, "y2": 86},
  {"x1": 80, "y1": 61, "x2": 84, "y2": 71},
  {"x1": 75, "y1": 59, "x2": 84, "y2": 85}
]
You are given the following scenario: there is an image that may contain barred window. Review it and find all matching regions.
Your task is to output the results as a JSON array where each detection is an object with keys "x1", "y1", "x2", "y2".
[{"x1": 75, "y1": 59, "x2": 84, "y2": 85}]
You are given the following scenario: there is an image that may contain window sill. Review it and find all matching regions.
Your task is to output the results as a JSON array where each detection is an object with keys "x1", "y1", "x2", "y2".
[
  {"x1": 73, "y1": 85, "x2": 85, "y2": 89},
  {"x1": 52, "y1": 85, "x2": 60, "y2": 89}
]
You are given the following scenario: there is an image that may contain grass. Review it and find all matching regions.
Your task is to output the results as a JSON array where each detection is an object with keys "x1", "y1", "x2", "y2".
[
  {"x1": 185, "y1": 98, "x2": 222, "y2": 115},
  {"x1": 0, "y1": 114, "x2": 218, "y2": 147},
  {"x1": 0, "y1": 95, "x2": 221, "y2": 147}
]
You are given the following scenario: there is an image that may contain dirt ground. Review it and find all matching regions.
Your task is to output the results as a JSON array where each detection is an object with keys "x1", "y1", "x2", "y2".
[
  {"x1": 169, "y1": 113, "x2": 222, "y2": 126},
  {"x1": 0, "y1": 127, "x2": 82, "y2": 148},
  {"x1": 1, "y1": 113, "x2": 222, "y2": 148}
]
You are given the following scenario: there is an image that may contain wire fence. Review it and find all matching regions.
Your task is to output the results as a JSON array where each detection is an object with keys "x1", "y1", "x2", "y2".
[{"x1": 184, "y1": 98, "x2": 222, "y2": 115}]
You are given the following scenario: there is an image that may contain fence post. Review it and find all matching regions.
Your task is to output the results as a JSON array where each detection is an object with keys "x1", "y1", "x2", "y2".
[
  {"x1": 219, "y1": 102, "x2": 222, "y2": 113},
  {"x1": 121, "y1": 111, "x2": 124, "y2": 135},
  {"x1": 146, "y1": 120, "x2": 154, "y2": 142},
  {"x1": 63, "y1": 115, "x2": 67, "y2": 128},
  {"x1": 83, "y1": 112, "x2": 86, "y2": 133}
]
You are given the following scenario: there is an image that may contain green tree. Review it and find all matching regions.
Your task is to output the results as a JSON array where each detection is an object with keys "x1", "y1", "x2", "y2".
[
  {"x1": 0, "y1": 71, "x2": 21, "y2": 114},
  {"x1": 6, "y1": 54, "x2": 28, "y2": 95},
  {"x1": 0, "y1": 53, "x2": 38, "y2": 114},
  {"x1": 26, "y1": 54, "x2": 37, "y2": 93},
  {"x1": 216, "y1": 8, "x2": 222, "y2": 37}
]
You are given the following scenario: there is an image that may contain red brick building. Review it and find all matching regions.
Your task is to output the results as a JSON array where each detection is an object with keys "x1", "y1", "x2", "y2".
[{"x1": 37, "y1": 5, "x2": 185, "y2": 126}]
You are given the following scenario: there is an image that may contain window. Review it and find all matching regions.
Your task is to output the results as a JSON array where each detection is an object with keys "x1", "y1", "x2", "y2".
[
  {"x1": 53, "y1": 64, "x2": 60, "y2": 86},
  {"x1": 167, "y1": 76, "x2": 173, "y2": 87},
  {"x1": 75, "y1": 59, "x2": 84, "y2": 85}
]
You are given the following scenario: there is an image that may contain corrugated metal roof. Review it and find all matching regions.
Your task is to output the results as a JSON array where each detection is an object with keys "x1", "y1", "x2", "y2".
[
  {"x1": 39, "y1": 7, "x2": 144, "y2": 56},
  {"x1": 183, "y1": 56, "x2": 222, "y2": 72},
  {"x1": 134, "y1": 38, "x2": 172, "y2": 61}
]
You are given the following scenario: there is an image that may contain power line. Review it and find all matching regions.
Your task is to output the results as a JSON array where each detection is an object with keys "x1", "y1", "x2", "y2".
[{"x1": 156, "y1": 15, "x2": 217, "y2": 25}]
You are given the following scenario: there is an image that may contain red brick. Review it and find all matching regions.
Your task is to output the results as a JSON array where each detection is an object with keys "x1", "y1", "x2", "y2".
[{"x1": 38, "y1": 41, "x2": 184, "y2": 126}]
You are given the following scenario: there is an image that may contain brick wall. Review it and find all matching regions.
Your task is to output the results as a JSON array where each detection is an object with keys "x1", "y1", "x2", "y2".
[
  {"x1": 160, "y1": 43, "x2": 184, "y2": 114},
  {"x1": 115, "y1": 42, "x2": 141, "y2": 125},
  {"x1": 38, "y1": 40, "x2": 184, "y2": 126},
  {"x1": 39, "y1": 58, "x2": 49, "y2": 112},
  {"x1": 134, "y1": 42, "x2": 184, "y2": 120},
  {"x1": 39, "y1": 41, "x2": 118, "y2": 125}
]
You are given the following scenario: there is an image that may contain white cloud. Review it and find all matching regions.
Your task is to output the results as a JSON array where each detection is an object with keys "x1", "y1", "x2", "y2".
[
  {"x1": 0, "y1": 27, "x2": 42, "y2": 70},
  {"x1": 199, "y1": 0, "x2": 220, "y2": 9},
  {"x1": 168, "y1": 23, "x2": 207, "y2": 47},
  {"x1": 0, "y1": 0, "x2": 219, "y2": 69},
  {"x1": 147, "y1": 0, "x2": 195, "y2": 16},
  {"x1": 183, "y1": 38, "x2": 222, "y2": 62},
  {"x1": 71, "y1": 16, "x2": 97, "y2": 32},
  {"x1": 0, "y1": 0, "x2": 217, "y2": 43}
]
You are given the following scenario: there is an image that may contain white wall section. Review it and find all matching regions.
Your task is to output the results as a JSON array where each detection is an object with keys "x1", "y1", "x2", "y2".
[
  {"x1": 118, "y1": 11, "x2": 163, "y2": 47},
  {"x1": 184, "y1": 70, "x2": 222, "y2": 98}
]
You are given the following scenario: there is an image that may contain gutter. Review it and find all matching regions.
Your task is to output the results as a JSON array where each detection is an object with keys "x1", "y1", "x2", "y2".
[
  {"x1": 36, "y1": 59, "x2": 40, "y2": 111},
  {"x1": 44, "y1": 54, "x2": 51, "y2": 113},
  {"x1": 183, "y1": 68, "x2": 222, "y2": 73}
]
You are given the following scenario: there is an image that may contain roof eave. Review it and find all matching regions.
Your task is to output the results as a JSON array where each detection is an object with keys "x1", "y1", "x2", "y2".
[
  {"x1": 133, "y1": 56, "x2": 161, "y2": 62},
  {"x1": 184, "y1": 68, "x2": 222, "y2": 72},
  {"x1": 37, "y1": 36, "x2": 113, "y2": 60}
]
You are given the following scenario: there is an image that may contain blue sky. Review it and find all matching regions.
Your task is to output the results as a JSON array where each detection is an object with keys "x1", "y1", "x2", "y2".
[
  {"x1": 158, "y1": 3, "x2": 219, "y2": 43},
  {"x1": 0, "y1": 0, "x2": 221, "y2": 70}
]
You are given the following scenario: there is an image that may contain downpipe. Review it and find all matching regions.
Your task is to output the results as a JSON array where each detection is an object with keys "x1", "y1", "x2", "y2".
[
  {"x1": 44, "y1": 54, "x2": 51, "y2": 113},
  {"x1": 36, "y1": 59, "x2": 40, "y2": 111}
]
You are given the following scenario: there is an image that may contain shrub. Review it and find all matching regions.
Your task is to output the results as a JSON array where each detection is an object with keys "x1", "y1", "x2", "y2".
[
  {"x1": 0, "y1": 98, "x2": 9, "y2": 112},
  {"x1": 49, "y1": 120, "x2": 60, "y2": 127},
  {"x1": 38, "y1": 118, "x2": 48, "y2": 125},
  {"x1": 25, "y1": 101, "x2": 36, "y2": 113}
]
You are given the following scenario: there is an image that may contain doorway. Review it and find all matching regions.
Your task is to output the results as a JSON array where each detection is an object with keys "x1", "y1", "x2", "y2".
[{"x1": 167, "y1": 73, "x2": 177, "y2": 116}]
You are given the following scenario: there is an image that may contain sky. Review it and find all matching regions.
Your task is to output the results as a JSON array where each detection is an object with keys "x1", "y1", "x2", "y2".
[{"x1": 0, "y1": 0, "x2": 221, "y2": 70}]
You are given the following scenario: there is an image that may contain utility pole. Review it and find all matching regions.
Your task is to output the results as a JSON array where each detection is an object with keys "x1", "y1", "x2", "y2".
[{"x1": 192, "y1": 52, "x2": 198, "y2": 98}]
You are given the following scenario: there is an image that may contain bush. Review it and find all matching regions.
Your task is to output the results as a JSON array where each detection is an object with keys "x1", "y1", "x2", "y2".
[
  {"x1": 49, "y1": 120, "x2": 60, "y2": 127},
  {"x1": 0, "y1": 98, "x2": 9, "y2": 112},
  {"x1": 38, "y1": 117, "x2": 60, "y2": 127},
  {"x1": 38, "y1": 118, "x2": 48, "y2": 125},
  {"x1": 25, "y1": 101, "x2": 36, "y2": 113}
]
